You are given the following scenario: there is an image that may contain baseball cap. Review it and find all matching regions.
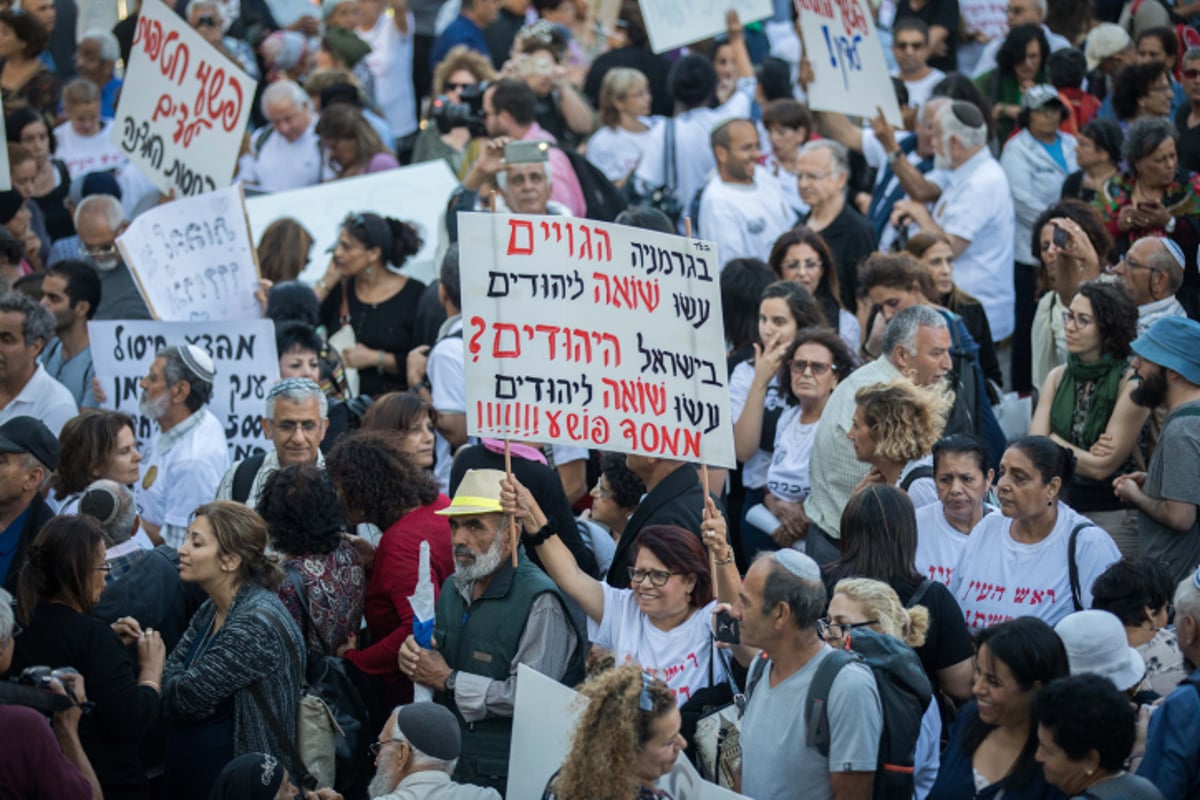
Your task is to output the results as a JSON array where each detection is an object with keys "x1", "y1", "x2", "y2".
[{"x1": 0, "y1": 416, "x2": 59, "y2": 471}]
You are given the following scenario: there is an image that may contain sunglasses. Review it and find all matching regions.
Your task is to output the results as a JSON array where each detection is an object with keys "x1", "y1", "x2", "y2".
[
  {"x1": 894, "y1": 41, "x2": 926, "y2": 50},
  {"x1": 445, "y1": 82, "x2": 475, "y2": 92},
  {"x1": 1184, "y1": 68, "x2": 1200, "y2": 80},
  {"x1": 788, "y1": 360, "x2": 833, "y2": 377},
  {"x1": 638, "y1": 672, "x2": 655, "y2": 711}
]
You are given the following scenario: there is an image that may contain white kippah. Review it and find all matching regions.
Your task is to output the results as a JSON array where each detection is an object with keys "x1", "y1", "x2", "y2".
[
  {"x1": 1160, "y1": 237, "x2": 1186, "y2": 271},
  {"x1": 179, "y1": 345, "x2": 216, "y2": 383},
  {"x1": 770, "y1": 549, "x2": 822, "y2": 581}
]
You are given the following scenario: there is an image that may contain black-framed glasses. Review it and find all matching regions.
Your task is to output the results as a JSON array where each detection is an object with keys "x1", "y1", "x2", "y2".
[
  {"x1": 369, "y1": 739, "x2": 400, "y2": 758},
  {"x1": 445, "y1": 82, "x2": 475, "y2": 92},
  {"x1": 894, "y1": 41, "x2": 926, "y2": 50},
  {"x1": 1184, "y1": 68, "x2": 1200, "y2": 80},
  {"x1": 817, "y1": 618, "x2": 878, "y2": 639},
  {"x1": 627, "y1": 567, "x2": 679, "y2": 587},
  {"x1": 79, "y1": 243, "x2": 118, "y2": 260},
  {"x1": 788, "y1": 360, "x2": 833, "y2": 377}
]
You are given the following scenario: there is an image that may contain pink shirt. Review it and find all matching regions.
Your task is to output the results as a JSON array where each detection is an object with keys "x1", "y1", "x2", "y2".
[{"x1": 522, "y1": 121, "x2": 586, "y2": 217}]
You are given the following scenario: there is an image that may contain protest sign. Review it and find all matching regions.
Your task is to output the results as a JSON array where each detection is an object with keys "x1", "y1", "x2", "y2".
[
  {"x1": 458, "y1": 213, "x2": 735, "y2": 468},
  {"x1": 510, "y1": 664, "x2": 748, "y2": 800},
  {"x1": 89, "y1": 319, "x2": 279, "y2": 460},
  {"x1": 244, "y1": 160, "x2": 459, "y2": 286},
  {"x1": 116, "y1": 184, "x2": 263, "y2": 321},
  {"x1": 111, "y1": 0, "x2": 256, "y2": 197},
  {"x1": 797, "y1": 0, "x2": 904, "y2": 126},
  {"x1": 0, "y1": 111, "x2": 8, "y2": 191},
  {"x1": 638, "y1": 0, "x2": 773, "y2": 54}
]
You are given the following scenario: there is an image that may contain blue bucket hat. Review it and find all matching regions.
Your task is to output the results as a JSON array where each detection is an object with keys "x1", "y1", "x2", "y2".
[{"x1": 1131, "y1": 316, "x2": 1200, "y2": 385}]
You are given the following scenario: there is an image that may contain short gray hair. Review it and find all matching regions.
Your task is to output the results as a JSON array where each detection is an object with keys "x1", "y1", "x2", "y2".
[
  {"x1": 1175, "y1": 572, "x2": 1200, "y2": 626},
  {"x1": 158, "y1": 346, "x2": 214, "y2": 411},
  {"x1": 265, "y1": 378, "x2": 328, "y2": 419},
  {"x1": 75, "y1": 194, "x2": 124, "y2": 232},
  {"x1": 755, "y1": 552, "x2": 827, "y2": 632},
  {"x1": 1142, "y1": 237, "x2": 1185, "y2": 292},
  {"x1": 261, "y1": 79, "x2": 311, "y2": 116},
  {"x1": 391, "y1": 710, "x2": 458, "y2": 774},
  {"x1": 496, "y1": 158, "x2": 553, "y2": 191},
  {"x1": 82, "y1": 479, "x2": 138, "y2": 544},
  {"x1": 1024, "y1": 0, "x2": 1046, "y2": 17},
  {"x1": 80, "y1": 29, "x2": 120, "y2": 61},
  {"x1": 799, "y1": 139, "x2": 849, "y2": 178},
  {"x1": 0, "y1": 587, "x2": 12, "y2": 641},
  {"x1": 0, "y1": 291, "x2": 55, "y2": 347},
  {"x1": 938, "y1": 101, "x2": 988, "y2": 151},
  {"x1": 1123, "y1": 117, "x2": 1177, "y2": 167},
  {"x1": 882, "y1": 304, "x2": 948, "y2": 361}
]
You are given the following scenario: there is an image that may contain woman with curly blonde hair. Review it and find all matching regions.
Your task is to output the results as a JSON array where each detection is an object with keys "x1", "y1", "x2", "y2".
[
  {"x1": 543, "y1": 663, "x2": 684, "y2": 800},
  {"x1": 412, "y1": 45, "x2": 496, "y2": 175},
  {"x1": 847, "y1": 380, "x2": 950, "y2": 508},
  {"x1": 823, "y1": 577, "x2": 942, "y2": 798}
]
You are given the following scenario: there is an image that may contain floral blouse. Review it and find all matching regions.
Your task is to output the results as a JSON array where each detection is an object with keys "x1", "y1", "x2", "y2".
[
  {"x1": 0, "y1": 60, "x2": 61, "y2": 120},
  {"x1": 277, "y1": 538, "x2": 366, "y2": 655},
  {"x1": 1093, "y1": 168, "x2": 1200, "y2": 247}
]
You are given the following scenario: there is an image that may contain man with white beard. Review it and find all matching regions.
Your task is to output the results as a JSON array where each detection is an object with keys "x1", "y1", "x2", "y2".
[
  {"x1": 134, "y1": 346, "x2": 229, "y2": 548},
  {"x1": 365, "y1": 702, "x2": 499, "y2": 799},
  {"x1": 398, "y1": 469, "x2": 585, "y2": 795}
]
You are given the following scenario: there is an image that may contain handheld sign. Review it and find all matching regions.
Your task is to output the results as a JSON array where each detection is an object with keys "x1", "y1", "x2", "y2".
[
  {"x1": 458, "y1": 212, "x2": 735, "y2": 468},
  {"x1": 116, "y1": 184, "x2": 263, "y2": 321},
  {"x1": 0, "y1": 110, "x2": 8, "y2": 191},
  {"x1": 638, "y1": 0, "x2": 773, "y2": 54},
  {"x1": 797, "y1": 0, "x2": 904, "y2": 126},
  {"x1": 244, "y1": 160, "x2": 459, "y2": 286},
  {"x1": 89, "y1": 319, "x2": 279, "y2": 461},
  {"x1": 112, "y1": 0, "x2": 256, "y2": 197}
]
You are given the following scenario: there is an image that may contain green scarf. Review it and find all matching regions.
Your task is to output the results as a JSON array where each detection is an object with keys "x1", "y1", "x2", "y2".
[{"x1": 1049, "y1": 354, "x2": 1126, "y2": 449}]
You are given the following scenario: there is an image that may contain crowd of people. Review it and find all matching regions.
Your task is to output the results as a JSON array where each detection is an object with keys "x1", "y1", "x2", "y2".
[{"x1": 4, "y1": 0, "x2": 1200, "y2": 798}]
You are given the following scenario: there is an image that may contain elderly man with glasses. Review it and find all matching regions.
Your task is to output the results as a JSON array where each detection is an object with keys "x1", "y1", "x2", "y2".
[
  {"x1": 366, "y1": 702, "x2": 499, "y2": 799},
  {"x1": 72, "y1": 194, "x2": 150, "y2": 321},
  {"x1": 1113, "y1": 237, "x2": 1190, "y2": 336}
]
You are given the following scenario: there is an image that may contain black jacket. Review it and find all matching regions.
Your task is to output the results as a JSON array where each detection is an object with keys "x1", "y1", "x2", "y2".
[{"x1": 1, "y1": 493, "x2": 54, "y2": 594}]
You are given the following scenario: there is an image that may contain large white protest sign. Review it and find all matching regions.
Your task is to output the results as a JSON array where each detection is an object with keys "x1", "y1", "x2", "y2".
[
  {"x1": 89, "y1": 320, "x2": 279, "y2": 460},
  {"x1": 510, "y1": 664, "x2": 748, "y2": 800},
  {"x1": 797, "y1": 0, "x2": 903, "y2": 126},
  {"x1": 638, "y1": 0, "x2": 773, "y2": 54},
  {"x1": 117, "y1": 184, "x2": 263, "y2": 321},
  {"x1": 459, "y1": 213, "x2": 734, "y2": 468},
  {"x1": 0, "y1": 110, "x2": 8, "y2": 191},
  {"x1": 244, "y1": 160, "x2": 458, "y2": 286},
  {"x1": 112, "y1": 0, "x2": 256, "y2": 197}
]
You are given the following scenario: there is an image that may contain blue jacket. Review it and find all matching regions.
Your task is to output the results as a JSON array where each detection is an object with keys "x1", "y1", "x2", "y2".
[{"x1": 1138, "y1": 668, "x2": 1200, "y2": 799}]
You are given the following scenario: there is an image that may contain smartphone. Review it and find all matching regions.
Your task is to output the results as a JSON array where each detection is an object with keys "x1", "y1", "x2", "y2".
[
  {"x1": 1052, "y1": 226, "x2": 1068, "y2": 248},
  {"x1": 1136, "y1": 201, "x2": 1162, "y2": 210},
  {"x1": 714, "y1": 610, "x2": 740, "y2": 645},
  {"x1": 504, "y1": 140, "x2": 550, "y2": 164}
]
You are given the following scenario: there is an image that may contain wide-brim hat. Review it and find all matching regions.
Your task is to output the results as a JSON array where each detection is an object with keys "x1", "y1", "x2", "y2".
[
  {"x1": 1055, "y1": 610, "x2": 1146, "y2": 692},
  {"x1": 435, "y1": 469, "x2": 506, "y2": 516}
]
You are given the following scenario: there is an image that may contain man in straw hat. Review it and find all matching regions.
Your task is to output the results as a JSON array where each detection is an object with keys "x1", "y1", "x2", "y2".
[
  {"x1": 1115, "y1": 316, "x2": 1200, "y2": 584},
  {"x1": 398, "y1": 468, "x2": 585, "y2": 796},
  {"x1": 135, "y1": 345, "x2": 230, "y2": 548}
]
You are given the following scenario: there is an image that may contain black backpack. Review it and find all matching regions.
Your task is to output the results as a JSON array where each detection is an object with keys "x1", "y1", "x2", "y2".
[
  {"x1": 553, "y1": 145, "x2": 627, "y2": 222},
  {"x1": 805, "y1": 628, "x2": 932, "y2": 799}
]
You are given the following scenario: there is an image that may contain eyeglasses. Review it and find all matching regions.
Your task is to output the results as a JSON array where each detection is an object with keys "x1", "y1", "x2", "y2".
[
  {"x1": 79, "y1": 243, "x2": 118, "y2": 260},
  {"x1": 1184, "y1": 68, "x2": 1200, "y2": 80},
  {"x1": 273, "y1": 420, "x2": 321, "y2": 434},
  {"x1": 627, "y1": 567, "x2": 679, "y2": 587},
  {"x1": 1061, "y1": 310, "x2": 1095, "y2": 328},
  {"x1": 445, "y1": 82, "x2": 475, "y2": 92},
  {"x1": 894, "y1": 41, "x2": 925, "y2": 50},
  {"x1": 817, "y1": 618, "x2": 878, "y2": 639},
  {"x1": 369, "y1": 739, "x2": 401, "y2": 758},
  {"x1": 796, "y1": 172, "x2": 832, "y2": 182},
  {"x1": 783, "y1": 258, "x2": 822, "y2": 273},
  {"x1": 788, "y1": 359, "x2": 833, "y2": 376},
  {"x1": 1119, "y1": 253, "x2": 1159, "y2": 274}
]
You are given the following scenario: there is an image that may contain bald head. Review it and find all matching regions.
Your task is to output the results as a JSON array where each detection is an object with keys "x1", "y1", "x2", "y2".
[{"x1": 1120, "y1": 236, "x2": 1183, "y2": 305}]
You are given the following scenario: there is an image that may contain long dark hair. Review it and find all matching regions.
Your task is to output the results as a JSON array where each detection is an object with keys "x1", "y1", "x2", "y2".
[
  {"x1": 825, "y1": 485, "x2": 922, "y2": 589},
  {"x1": 767, "y1": 227, "x2": 845, "y2": 327},
  {"x1": 964, "y1": 617, "x2": 1070, "y2": 790},
  {"x1": 758, "y1": 280, "x2": 828, "y2": 347},
  {"x1": 17, "y1": 516, "x2": 106, "y2": 624}
]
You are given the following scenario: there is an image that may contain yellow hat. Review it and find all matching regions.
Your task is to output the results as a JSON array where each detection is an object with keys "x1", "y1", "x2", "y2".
[{"x1": 435, "y1": 469, "x2": 506, "y2": 516}]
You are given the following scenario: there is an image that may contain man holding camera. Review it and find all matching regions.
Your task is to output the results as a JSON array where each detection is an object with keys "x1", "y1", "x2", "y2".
[{"x1": 0, "y1": 587, "x2": 102, "y2": 799}]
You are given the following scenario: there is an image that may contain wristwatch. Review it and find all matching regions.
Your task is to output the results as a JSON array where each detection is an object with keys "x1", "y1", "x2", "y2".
[
  {"x1": 1166, "y1": 216, "x2": 1177, "y2": 234},
  {"x1": 444, "y1": 670, "x2": 458, "y2": 692},
  {"x1": 886, "y1": 149, "x2": 903, "y2": 166}
]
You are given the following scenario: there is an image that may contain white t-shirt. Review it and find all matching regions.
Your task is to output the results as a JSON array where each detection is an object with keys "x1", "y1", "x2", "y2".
[
  {"x1": 0, "y1": 363, "x2": 79, "y2": 438},
  {"x1": 916, "y1": 501, "x2": 975, "y2": 586},
  {"x1": 633, "y1": 77, "x2": 756, "y2": 233},
  {"x1": 729, "y1": 361, "x2": 789, "y2": 490},
  {"x1": 766, "y1": 404, "x2": 816, "y2": 503},
  {"x1": 949, "y1": 502, "x2": 1121, "y2": 633},
  {"x1": 898, "y1": 455, "x2": 939, "y2": 509},
  {"x1": 428, "y1": 317, "x2": 464, "y2": 494},
  {"x1": 590, "y1": 582, "x2": 725, "y2": 706},
  {"x1": 238, "y1": 120, "x2": 323, "y2": 192},
  {"x1": 889, "y1": 68, "x2": 946, "y2": 108},
  {"x1": 932, "y1": 148, "x2": 1015, "y2": 340},
  {"x1": 697, "y1": 169, "x2": 794, "y2": 269},
  {"x1": 763, "y1": 154, "x2": 809, "y2": 218},
  {"x1": 53, "y1": 120, "x2": 128, "y2": 179},
  {"x1": 359, "y1": 10, "x2": 417, "y2": 138},
  {"x1": 585, "y1": 120, "x2": 658, "y2": 183}
]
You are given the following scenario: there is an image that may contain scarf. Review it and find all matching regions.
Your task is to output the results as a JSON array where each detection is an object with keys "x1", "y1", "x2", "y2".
[{"x1": 1049, "y1": 354, "x2": 1125, "y2": 449}]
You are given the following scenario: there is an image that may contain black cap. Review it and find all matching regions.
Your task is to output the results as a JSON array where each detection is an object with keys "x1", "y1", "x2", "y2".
[
  {"x1": 395, "y1": 702, "x2": 462, "y2": 761},
  {"x1": 0, "y1": 416, "x2": 59, "y2": 471}
]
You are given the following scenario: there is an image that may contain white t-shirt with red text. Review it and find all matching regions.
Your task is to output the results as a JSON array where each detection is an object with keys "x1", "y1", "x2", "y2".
[{"x1": 53, "y1": 120, "x2": 128, "y2": 179}]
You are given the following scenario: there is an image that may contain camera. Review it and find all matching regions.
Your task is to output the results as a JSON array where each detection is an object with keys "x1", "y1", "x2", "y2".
[
  {"x1": 2, "y1": 666, "x2": 84, "y2": 716},
  {"x1": 18, "y1": 666, "x2": 88, "y2": 708},
  {"x1": 430, "y1": 82, "x2": 488, "y2": 137}
]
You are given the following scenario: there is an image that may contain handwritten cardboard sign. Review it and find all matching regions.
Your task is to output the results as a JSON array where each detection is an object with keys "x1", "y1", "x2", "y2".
[
  {"x1": 111, "y1": 0, "x2": 256, "y2": 197},
  {"x1": 458, "y1": 213, "x2": 735, "y2": 468},
  {"x1": 638, "y1": 0, "x2": 773, "y2": 54},
  {"x1": 89, "y1": 319, "x2": 280, "y2": 461},
  {"x1": 797, "y1": 0, "x2": 903, "y2": 126},
  {"x1": 243, "y1": 160, "x2": 459, "y2": 286},
  {"x1": 509, "y1": 664, "x2": 748, "y2": 800},
  {"x1": 116, "y1": 184, "x2": 263, "y2": 321}
]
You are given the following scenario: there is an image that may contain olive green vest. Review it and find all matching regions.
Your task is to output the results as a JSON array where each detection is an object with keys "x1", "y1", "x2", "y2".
[{"x1": 433, "y1": 558, "x2": 585, "y2": 792}]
